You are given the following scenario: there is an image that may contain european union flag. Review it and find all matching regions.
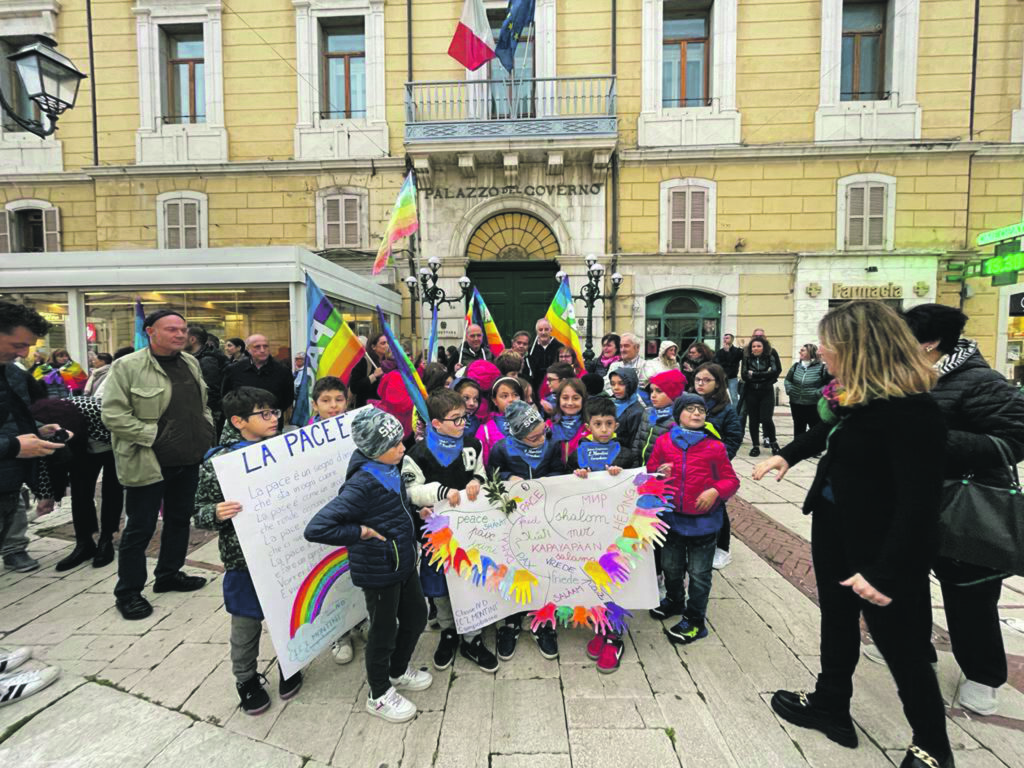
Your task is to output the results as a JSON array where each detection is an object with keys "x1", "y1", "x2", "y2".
[{"x1": 494, "y1": 0, "x2": 535, "y2": 72}]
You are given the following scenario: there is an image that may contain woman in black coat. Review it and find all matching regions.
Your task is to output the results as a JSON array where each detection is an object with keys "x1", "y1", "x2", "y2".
[
  {"x1": 741, "y1": 337, "x2": 781, "y2": 456},
  {"x1": 349, "y1": 333, "x2": 390, "y2": 408},
  {"x1": 900, "y1": 304, "x2": 1024, "y2": 718},
  {"x1": 754, "y1": 301, "x2": 953, "y2": 768}
]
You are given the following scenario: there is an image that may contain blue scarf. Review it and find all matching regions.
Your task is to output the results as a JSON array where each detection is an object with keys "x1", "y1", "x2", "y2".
[
  {"x1": 492, "y1": 413, "x2": 509, "y2": 437},
  {"x1": 576, "y1": 439, "x2": 621, "y2": 470},
  {"x1": 465, "y1": 411, "x2": 481, "y2": 436},
  {"x1": 426, "y1": 427, "x2": 463, "y2": 467},
  {"x1": 362, "y1": 460, "x2": 402, "y2": 495},
  {"x1": 614, "y1": 392, "x2": 640, "y2": 419},
  {"x1": 550, "y1": 413, "x2": 583, "y2": 443},
  {"x1": 649, "y1": 405, "x2": 673, "y2": 424},
  {"x1": 669, "y1": 426, "x2": 706, "y2": 450},
  {"x1": 506, "y1": 436, "x2": 553, "y2": 471}
]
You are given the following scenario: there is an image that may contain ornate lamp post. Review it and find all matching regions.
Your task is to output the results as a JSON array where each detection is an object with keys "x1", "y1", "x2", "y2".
[
  {"x1": 403, "y1": 256, "x2": 472, "y2": 311},
  {"x1": 556, "y1": 255, "x2": 623, "y2": 362},
  {"x1": 0, "y1": 37, "x2": 86, "y2": 138}
]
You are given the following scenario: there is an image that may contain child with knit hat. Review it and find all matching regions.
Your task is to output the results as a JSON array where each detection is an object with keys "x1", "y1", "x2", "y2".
[
  {"x1": 305, "y1": 409, "x2": 431, "y2": 724},
  {"x1": 632, "y1": 370, "x2": 688, "y2": 464},
  {"x1": 608, "y1": 367, "x2": 645, "y2": 450}
]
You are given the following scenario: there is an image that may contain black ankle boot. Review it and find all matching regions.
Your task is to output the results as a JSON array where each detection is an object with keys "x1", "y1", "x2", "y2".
[
  {"x1": 93, "y1": 537, "x2": 115, "y2": 568},
  {"x1": 770, "y1": 690, "x2": 858, "y2": 748},
  {"x1": 56, "y1": 541, "x2": 96, "y2": 572}
]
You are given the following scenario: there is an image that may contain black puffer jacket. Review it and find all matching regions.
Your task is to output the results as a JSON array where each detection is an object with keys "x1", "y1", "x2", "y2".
[
  {"x1": 304, "y1": 450, "x2": 419, "y2": 589},
  {"x1": 933, "y1": 341, "x2": 1024, "y2": 484}
]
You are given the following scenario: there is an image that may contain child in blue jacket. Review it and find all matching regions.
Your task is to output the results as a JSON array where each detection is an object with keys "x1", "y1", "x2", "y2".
[{"x1": 305, "y1": 409, "x2": 431, "y2": 725}]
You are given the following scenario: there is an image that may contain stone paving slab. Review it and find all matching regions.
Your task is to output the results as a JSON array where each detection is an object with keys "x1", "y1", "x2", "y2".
[
  {"x1": 491, "y1": 678, "x2": 569, "y2": 755},
  {"x1": 148, "y1": 722, "x2": 303, "y2": 768},
  {"x1": 568, "y1": 727, "x2": 678, "y2": 768}
]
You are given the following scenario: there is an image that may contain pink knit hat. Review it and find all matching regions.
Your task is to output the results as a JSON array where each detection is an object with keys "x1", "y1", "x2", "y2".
[{"x1": 650, "y1": 370, "x2": 687, "y2": 401}]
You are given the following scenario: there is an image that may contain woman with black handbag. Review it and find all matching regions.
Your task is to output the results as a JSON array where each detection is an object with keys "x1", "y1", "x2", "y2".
[
  {"x1": 894, "y1": 304, "x2": 1024, "y2": 718},
  {"x1": 753, "y1": 300, "x2": 953, "y2": 768}
]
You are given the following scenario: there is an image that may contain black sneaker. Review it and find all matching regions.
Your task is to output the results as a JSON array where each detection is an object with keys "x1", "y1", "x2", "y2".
[
  {"x1": 237, "y1": 674, "x2": 270, "y2": 715},
  {"x1": 762, "y1": 436, "x2": 771, "y2": 448},
  {"x1": 770, "y1": 690, "x2": 858, "y2": 748},
  {"x1": 152, "y1": 572, "x2": 207, "y2": 593},
  {"x1": 460, "y1": 635, "x2": 499, "y2": 672},
  {"x1": 898, "y1": 745, "x2": 954, "y2": 768},
  {"x1": 648, "y1": 598, "x2": 684, "y2": 621},
  {"x1": 433, "y1": 628, "x2": 459, "y2": 670},
  {"x1": 534, "y1": 628, "x2": 559, "y2": 660},
  {"x1": 770, "y1": 441, "x2": 781, "y2": 456},
  {"x1": 749, "y1": 446, "x2": 761, "y2": 457},
  {"x1": 496, "y1": 624, "x2": 520, "y2": 661},
  {"x1": 278, "y1": 667, "x2": 302, "y2": 700},
  {"x1": 665, "y1": 618, "x2": 708, "y2": 645}
]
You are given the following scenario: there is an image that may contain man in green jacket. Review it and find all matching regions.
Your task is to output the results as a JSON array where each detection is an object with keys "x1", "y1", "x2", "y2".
[{"x1": 102, "y1": 310, "x2": 215, "y2": 620}]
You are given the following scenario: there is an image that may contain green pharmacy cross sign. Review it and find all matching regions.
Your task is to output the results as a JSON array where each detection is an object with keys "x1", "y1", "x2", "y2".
[{"x1": 977, "y1": 223, "x2": 1024, "y2": 285}]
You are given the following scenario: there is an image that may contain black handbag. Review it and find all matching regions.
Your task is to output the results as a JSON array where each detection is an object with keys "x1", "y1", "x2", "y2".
[{"x1": 938, "y1": 435, "x2": 1024, "y2": 576}]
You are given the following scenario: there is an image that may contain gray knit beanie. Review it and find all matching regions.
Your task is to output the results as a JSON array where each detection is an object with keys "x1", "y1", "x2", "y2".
[
  {"x1": 672, "y1": 392, "x2": 707, "y2": 422},
  {"x1": 351, "y1": 408, "x2": 404, "y2": 458},
  {"x1": 504, "y1": 399, "x2": 543, "y2": 440}
]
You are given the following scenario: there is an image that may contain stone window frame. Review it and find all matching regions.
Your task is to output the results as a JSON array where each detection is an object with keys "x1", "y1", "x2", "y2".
[
  {"x1": 316, "y1": 186, "x2": 369, "y2": 250},
  {"x1": 156, "y1": 190, "x2": 209, "y2": 250},
  {"x1": 0, "y1": 198, "x2": 61, "y2": 252},
  {"x1": 836, "y1": 173, "x2": 896, "y2": 252},
  {"x1": 815, "y1": 0, "x2": 921, "y2": 142},
  {"x1": 293, "y1": 0, "x2": 388, "y2": 160},
  {"x1": 660, "y1": 177, "x2": 717, "y2": 253},
  {"x1": 134, "y1": 0, "x2": 228, "y2": 165},
  {"x1": 639, "y1": 0, "x2": 741, "y2": 147}
]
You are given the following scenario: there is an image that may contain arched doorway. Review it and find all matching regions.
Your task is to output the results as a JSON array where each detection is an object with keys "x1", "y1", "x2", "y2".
[
  {"x1": 644, "y1": 290, "x2": 722, "y2": 357},
  {"x1": 465, "y1": 212, "x2": 560, "y2": 342}
]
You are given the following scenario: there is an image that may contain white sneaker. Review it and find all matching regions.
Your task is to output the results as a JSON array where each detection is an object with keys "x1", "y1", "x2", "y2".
[
  {"x1": 0, "y1": 647, "x2": 32, "y2": 675},
  {"x1": 366, "y1": 686, "x2": 416, "y2": 723},
  {"x1": 959, "y1": 679, "x2": 998, "y2": 716},
  {"x1": 712, "y1": 549, "x2": 732, "y2": 570},
  {"x1": 389, "y1": 666, "x2": 433, "y2": 692},
  {"x1": 0, "y1": 666, "x2": 60, "y2": 707},
  {"x1": 862, "y1": 643, "x2": 886, "y2": 665},
  {"x1": 331, "y1": 637, "x2": 354, "y2": 665}
]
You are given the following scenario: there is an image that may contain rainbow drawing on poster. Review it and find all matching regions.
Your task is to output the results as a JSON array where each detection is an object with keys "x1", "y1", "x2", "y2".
[{"x1": 290, "y1": 548, "x2": 350, "y2": 638}]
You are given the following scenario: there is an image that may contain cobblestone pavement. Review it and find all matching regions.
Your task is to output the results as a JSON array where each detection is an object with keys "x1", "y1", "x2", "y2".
[{"x1": 1, "y1": 408, "x2": 1023, "y2": 767}]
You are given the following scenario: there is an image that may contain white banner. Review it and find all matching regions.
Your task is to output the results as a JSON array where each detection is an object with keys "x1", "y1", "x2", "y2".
[
  {"x1": 436, "y1": 468, "x2": 659, "y2": 634},
  {"x1": 212, "y1": 408, "x2": 370, "y2": 679}
]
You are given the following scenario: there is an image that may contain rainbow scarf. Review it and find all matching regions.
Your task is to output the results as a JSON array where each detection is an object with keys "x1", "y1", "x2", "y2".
[{"x1": 374, "y1": 172, "x2": 419, "y2": 274}]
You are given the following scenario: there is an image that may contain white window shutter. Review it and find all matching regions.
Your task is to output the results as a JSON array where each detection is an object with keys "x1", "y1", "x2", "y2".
[
  {"x1": 324, "y1": 196, "x2": 341, "y2": 248},
  {"x1": 669, "y1": 189, "x2": 688, "y2": 250},
  {"x1": 182, "y1": 200, "x2": 199, "y2": 248},
  {"x1": 165, "y1": 200, "x2": 182, "y2": 249},
  {"x1": 43, "y1": 207, "x2": 61, "y2": 252},
  {"x1": 867, "y1": 185, "x2": 886, "y2": 247},
  {"x1": 0, "y1": 210, "x2": 10, "y2": 253},
  {"x1": 342, "y1": 195, "x2": 360, "y2": 247},
  {"x1": 689, "y1": 189, "x2": 707, "y2": 251},
  {"x1": 846, "y1": 185, "x2": 866, "y2": 248}
]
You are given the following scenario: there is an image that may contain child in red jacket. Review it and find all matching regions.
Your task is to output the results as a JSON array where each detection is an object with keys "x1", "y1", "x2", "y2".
[{"x1": 646, "y1": 393, "x2": 740, "y2": 644}]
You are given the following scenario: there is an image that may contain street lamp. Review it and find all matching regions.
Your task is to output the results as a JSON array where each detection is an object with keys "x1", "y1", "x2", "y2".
[
  {"x1": 410, "y1": 257, "x2": 472, "y2": 313},
  {"x1": 0, "y1": 37, "x2": 86, "y2": 138},
  {"x1": 558, "y1": 256, "x2": 623, "y2": 362}
]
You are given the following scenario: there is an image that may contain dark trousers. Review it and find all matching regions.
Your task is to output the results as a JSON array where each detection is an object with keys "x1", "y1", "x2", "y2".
[
  {"x1": 811, "y1": 513, "x2": 950, "y2": 759},
  {"x1": 0, "y1": 491, "x2": 20, "y2": 555},
  {"x1": 363, "y1": 569, "x2": 428, "y2": 699},
  {"x1": 661, "y1": 531, "x2": 717, "y2": 624},
  {"x1": 70, "y1": 451, "x2": 124, "y2": 544},
  {"x1": 114, "y1": 464, "x2": 200, "y2": 599},
  {"x1": 745, "y1": 387, "x2": 776, "y2": 444},
  {"x1": 790, "y1": 403, "x2": 821, "y2": 436},
  {"x1": 717, "y1": 507, "x2": 731, "y2": 552}
]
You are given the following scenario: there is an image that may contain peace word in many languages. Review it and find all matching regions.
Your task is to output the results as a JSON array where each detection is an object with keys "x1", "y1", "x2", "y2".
[{"x1": 421, "y1": 183, "x2": 604, "y2": 200}]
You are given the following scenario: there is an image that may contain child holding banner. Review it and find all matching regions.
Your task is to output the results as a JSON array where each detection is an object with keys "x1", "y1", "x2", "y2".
[
  {"x1": 304, "y1": 409, "x2": 431, "y2": 724},
  {"x1": 548, "y1": 379, "x2": 588, "y2": 465},
  {"x1": 646, "y1": 393, "x2": 740, "y2": 645},
  {"x1": 193, "y1": 387, "x2": 305, "y2": 716},
  {"x1": 488, "y1": 399, "x2": 567, "y2": 662},
  {"x1": 476, "y1": 376, "x2": 524, "y2": 464},
  {"x1": 403, "y1": 389, "x2": 498, "y2": 673}
]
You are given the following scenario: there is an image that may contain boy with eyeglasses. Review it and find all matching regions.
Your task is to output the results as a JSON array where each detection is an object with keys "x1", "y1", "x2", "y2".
[
  {"x1": 646, "y1": 393, "x2": 739, "y2": 645},
  {"x1": 193, "y1": 387, "x2": 304, "y2": 716},
  {"x1": 402, "y1": 389, "x2": 495, "y2": 672}
]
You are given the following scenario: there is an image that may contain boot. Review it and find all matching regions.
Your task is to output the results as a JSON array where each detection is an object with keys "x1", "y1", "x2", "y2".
[
  {"x1": 56, "y1": 540, "x2": 96, "y2": 572},
  {"x1": 92, "y1": 536, "x2": 115, "y2": 568}
]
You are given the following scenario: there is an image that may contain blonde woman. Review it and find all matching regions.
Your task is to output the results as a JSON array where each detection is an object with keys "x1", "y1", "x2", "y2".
[{"x1": 753, "y1": 301, "x2": 952, "y2": 768}]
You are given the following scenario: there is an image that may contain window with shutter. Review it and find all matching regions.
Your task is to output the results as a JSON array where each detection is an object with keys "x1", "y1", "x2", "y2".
[
  {"x1": 866, "y1": 184, "x2": 885, "y2": 247},
  {"x1": 166, "y1": 200, "x2": 182, "y2": 248},
  {"x1": 342, "y1": 195, "x2": 359, "y2": 246},
  {"x1": 324, "y1": 196, "x2": 342, "y2": 248},
  {"x1": 668, "y1": 187, "x2": 709, "y2": 252},
  {"x1": 846, "y1": 185, "x2": 865, "y2": 248},
  {"x1": 182, "y1": 200, "x2": 199, "y2": 248},
  {"x1": 43, "y1": 208, "x2": 61, "y2": 252},
  {"x1": 160, "y1": 193, "x2": 206, "y2": 249},
  {"x1": 689, "y1": 189, "x2": 707, "y2": 251},
  {"x1": 845, "y1": 182, "x2": 888, "y2": 250},
  {"x1": 0, "y1": 211, "x2": 10, "y2": 253},
  {"x1": 669, "y1": 189, "x2": 688, "y2": 250}
]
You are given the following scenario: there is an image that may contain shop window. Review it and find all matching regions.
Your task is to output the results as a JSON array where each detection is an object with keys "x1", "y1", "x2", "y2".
[
  {"x1": 841, "y1": 2, "x2": 886, "y2": 102},
  {"x1": 0, "y1": 200, "x2": 60, "y2": 252},
  {"x1": 662, "y1": 1, "x2": 710, "y2": 108},
  {"x1": 317, "y1": 187, "x2": 368, "y2": 250},
  {"x1": 157, "y1": 191, "x2": 208, "y2": 249},
  {"x1": 837, "y1": 173, "x2": 895, "y2": 251},
  {"x1": 321, "y1": 17, "x2": 366, "y2": 119},
  {"x1": 164, "y1": 25, "x2": 206, "y2": 124},
  {"x1": 660, "y1": 178, "x2": 716, "y2": 253}
]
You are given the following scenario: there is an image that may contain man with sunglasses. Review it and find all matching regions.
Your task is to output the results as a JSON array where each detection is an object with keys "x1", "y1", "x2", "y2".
[{"x1": 102, "y1": 309, "x2": 216, "y2": 620}]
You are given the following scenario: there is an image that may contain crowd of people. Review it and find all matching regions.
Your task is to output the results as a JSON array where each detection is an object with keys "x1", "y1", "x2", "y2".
[{"x1": 1, "y1": 299, "x2": 1022, "y2": 768}]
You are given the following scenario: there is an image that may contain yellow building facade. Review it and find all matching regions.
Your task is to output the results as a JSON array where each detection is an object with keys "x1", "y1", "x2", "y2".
[{"x1": 2, "y1": 0, "x2": 1023, "y2": 380}]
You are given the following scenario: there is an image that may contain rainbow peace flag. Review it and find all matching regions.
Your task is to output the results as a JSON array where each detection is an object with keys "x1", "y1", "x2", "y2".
[
  {"x1": 376, "y1": 305, "x2": 429, "y2": 425},
  {"x1": 292, "y1": 276, "x2": 366, "y2": 426},
  {"x1": 373, "y1": 173, "x2": 419, "y2": 275},
  {"x1": 545, "y1": 277, "x2": 584, "y2": 369},
  {"x1": 464, "y1": 287, "x2": 505, "y2": 357}
]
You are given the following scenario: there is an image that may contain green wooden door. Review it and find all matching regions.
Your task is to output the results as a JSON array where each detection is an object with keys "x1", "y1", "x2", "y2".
[
  {"x1": 644, "y1": 290, "x2": 722, "y2": 357},
  {"x1": 466, "y1": 261, "x2": 560, "y2": 343}
]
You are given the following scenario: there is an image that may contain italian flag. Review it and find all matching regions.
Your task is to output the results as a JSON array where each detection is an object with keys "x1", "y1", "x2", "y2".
[{"x1": 448, "y1": 0, "x2": 496, "y2": 71}]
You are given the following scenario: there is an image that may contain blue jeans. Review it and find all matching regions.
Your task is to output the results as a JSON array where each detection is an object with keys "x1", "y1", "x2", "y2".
[
  {"x1": 661, "y1": 531, "x2": 717, "y2": 624},
  {"x1": 727, "y1": 378, "x2": 739, "y2": 405}
]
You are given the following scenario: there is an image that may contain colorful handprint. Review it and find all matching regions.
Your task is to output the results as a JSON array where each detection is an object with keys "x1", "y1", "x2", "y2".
[
  {"x1": 588, "y1": 604, "x2": 613, "y2": 635},
  {"x1": 508, "y1": 569, "x2": 538, "y2": 605},
  {"x1": 583, "y1": 560, "x2": 615, "y2": 593},
  {"x1": 599, "y1": 551, "x2": 631, "y2": 584},
  {"x1": 605, "y1": 602, "x2": 633, "y2": 633},
  {"x1": 529, "y1": 602, "x2": 556, "y2": 631}
]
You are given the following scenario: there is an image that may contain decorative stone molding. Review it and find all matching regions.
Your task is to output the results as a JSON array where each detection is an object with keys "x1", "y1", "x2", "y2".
[
  {"x1": 546, "y1": 152, "x2": 563, "y2": 176},
  {"x1": 457, "y1": 154, "x2": 475, "y2": 178},
  {"x1": 503, "y1": 153, "x2": 519, "y2": 185}
]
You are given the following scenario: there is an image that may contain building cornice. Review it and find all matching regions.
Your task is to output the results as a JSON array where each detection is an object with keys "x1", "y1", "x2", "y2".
[
  {"x1": 84, "y1": 157, "x2": 407, "y2": 178},
  {"x1": 619, "y1": 141, "x2": 1024, "y2": 164}
]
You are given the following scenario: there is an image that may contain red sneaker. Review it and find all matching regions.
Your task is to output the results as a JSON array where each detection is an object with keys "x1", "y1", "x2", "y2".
[
  {"x1": 585, "y1": 633, "x2": 607, "y2": 660},
  {"x1": 596, "y1": 639, "x2": 624, "y2": 674}
]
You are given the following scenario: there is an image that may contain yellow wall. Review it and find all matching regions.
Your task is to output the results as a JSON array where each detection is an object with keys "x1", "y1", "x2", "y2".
[
  {"x1": 0, "y1": 183, "x2": 97, "y2": 250},
  {"x1": 973, "y1": 0, "x2": 1024, "y2": 143}
]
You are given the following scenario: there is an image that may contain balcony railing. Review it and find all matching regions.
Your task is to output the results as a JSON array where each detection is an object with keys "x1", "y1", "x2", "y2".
[{"x1": 405, "y1": 75, "x2": 616, "y2": 142}]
